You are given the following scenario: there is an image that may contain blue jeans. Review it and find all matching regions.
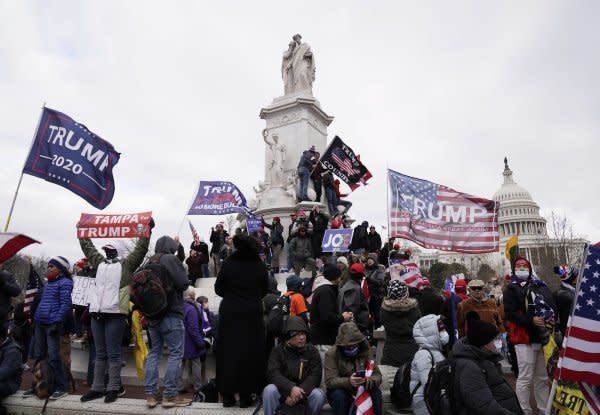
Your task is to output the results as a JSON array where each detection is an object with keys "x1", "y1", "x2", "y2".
[
  {"x1": 91, "y1": 314, "x2": 125, "y2": 392},
  {"x1": 325, "y1": 187, "x2": 338, "y2": 215},
  {"x1": 33, "y1": 323, "x2": 67, "y2": 392},
  {"x1": 144, "y1": 316, "x2": 184, "y2": 398},
  {"x1": 327, "y1": 387, "x2": 382, "y2": 415},
  {"x1": 263, "y1": 384, "x2": 325, "y2": 415},
  {"x1": 297, "y1": 167, "x2": 310, "y2": 201},
  {"x1": 201, "y1": 263, "x2": 209, "y2": 278}
]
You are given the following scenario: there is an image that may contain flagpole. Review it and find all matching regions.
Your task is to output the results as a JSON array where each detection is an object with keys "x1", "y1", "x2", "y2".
[
  {"x1": 544, "y1": 243, "x2": 590, "y2": 415},
  {"x1": 386, "y1": 165, "x2": 390, "y2": 243},
  {"x1": 4, "y1": 103, "x2": 46, "y2": 232}
]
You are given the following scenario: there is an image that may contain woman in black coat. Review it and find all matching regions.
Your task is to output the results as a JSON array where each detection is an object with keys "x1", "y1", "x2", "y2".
[
  {"x1": 214, "y1": 235, "x2": 269, "y2": 408},
  {"x1": 452, "y1": 312, "x2": 523, "y2": 415},
  {"x1": 380, "y1": 280, "x2": 421, "y2": 367}
]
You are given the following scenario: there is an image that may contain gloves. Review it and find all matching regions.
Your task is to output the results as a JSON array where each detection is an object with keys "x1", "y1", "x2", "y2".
[{"x1": 148, "y1": 217, "x2": 155, "y2": 229}]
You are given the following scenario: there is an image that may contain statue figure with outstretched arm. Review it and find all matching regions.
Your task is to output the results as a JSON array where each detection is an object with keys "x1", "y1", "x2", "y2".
[{"x1": 263, "y1": 129, "x2": 286, "y2": 187}]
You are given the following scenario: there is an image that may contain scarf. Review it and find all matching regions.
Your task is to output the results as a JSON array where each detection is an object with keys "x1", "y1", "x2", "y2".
[{"x1": 354, "y1": 359, "x2": 376, "y2": 415}]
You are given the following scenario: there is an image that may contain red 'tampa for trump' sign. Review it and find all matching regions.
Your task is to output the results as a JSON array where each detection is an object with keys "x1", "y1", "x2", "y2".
[{"x1": 77, "y1": 211, "x2": 152, "y2": 238}]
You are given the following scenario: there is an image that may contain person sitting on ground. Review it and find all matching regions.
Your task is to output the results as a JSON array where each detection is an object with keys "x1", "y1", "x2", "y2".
[
  {"x1": 284, "y1": 275, "x2": 309, "y2": 323},
  {"x1": 380, "y1": 280, "x2": 421, "y2": 368},
  {"x1": 324, "y1": 322, "x2": 383, "y2": 415},
  {"x1": 179, "y1": 287, "x2": 206, "y2": 394},
  {"x1": 452, "y1": 311, "x2": 522, "y2": 415},
  {"x1": 456, "y1": 279, "x2": 504, "y2": 338},
  {"x1": 410, "y1": 314, "x2": 448, "y2": 415},
  {"x1": 338, "y1": 263, "x2": 370, "y2": 336},
  {"x1": 263, "y1": 316, "x2": 325, "y2": 415},
  {"x1": 0, "y1": 324, "x2": 23, "y2": 414},
  {"x1": 310, "y1": 264, "x2": 353, "y2": 354}
]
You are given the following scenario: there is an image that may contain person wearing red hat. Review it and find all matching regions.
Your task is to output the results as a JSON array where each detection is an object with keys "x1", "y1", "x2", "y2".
[
  {"x1": 338, "y1": 263, "x2": 370, "y2": 336},
  {"x1": 502, "y1": 255, "x2": 556, "y2": 415}
]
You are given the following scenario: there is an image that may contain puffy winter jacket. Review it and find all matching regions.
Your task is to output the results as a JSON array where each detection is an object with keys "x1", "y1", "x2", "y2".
[
  {"x1": 34, "y1": 274, "x2": 73, "y2": 325},
  {"x1": 290, "y1": 234, "x2": 313, "y2": 261},
  {"x1": 310, "y1": 281, "x2": 344, "y2": 346},
  {"x1": 183, "y1": 300, "x2": 206, "y2": 360},
  {"x1": 410, "y1": 314, "x2": 446, "y2": 408},
  {"x1": 453, "y1": 338, "x2": 523, "y2": 415},
  {"x1": 324, "y1": 322, "x2": 382, "y2": 391},
  {"x1": 0, "y1": 337, "x2": 23, "y2": 396},
  {"x1": 338, "y1": 278, "x2": 369, "y2": 335},
  {"x1": 365, "y1": 263, "x2": 385, "y2": 299},
  {"x1": 80, "y1": 236, "x2": 149, "y2": 314},
  {"x1": 380, "y1": 297, "x2": 421, "y2": 366}
]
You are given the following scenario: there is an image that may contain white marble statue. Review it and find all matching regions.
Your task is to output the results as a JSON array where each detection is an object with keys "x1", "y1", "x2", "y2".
[
  {"x1": 263, "y1": 129, "x2": 286, "y2": 187},
  {"x1": 281, "y1": 34, "x2": 315, "y2": 95}
]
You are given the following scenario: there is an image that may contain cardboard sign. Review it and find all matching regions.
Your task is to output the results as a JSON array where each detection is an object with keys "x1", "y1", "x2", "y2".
[
  {"x1": 77, "y1": 211, "x2": 152, "y2": 238},
  {"x1": 321, "y1": 229, "x2": 354, "y2": 253},
  {"x1": 71, "y1": 276, "x2": 96, "y2": 306}
]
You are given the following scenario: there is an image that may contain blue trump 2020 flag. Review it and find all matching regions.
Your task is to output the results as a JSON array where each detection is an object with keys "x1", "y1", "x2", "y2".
[
  {"x1": 188, "y1": 181, "x2": 250, "y2": 215},
  {"x1": 23, "y1": 107, "x2": 120, "y2": 209}
]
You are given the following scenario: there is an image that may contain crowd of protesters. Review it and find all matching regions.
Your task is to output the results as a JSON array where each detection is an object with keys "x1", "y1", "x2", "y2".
[{"x1": 0, "y1": 206, "x2": 589, "y2": 415}]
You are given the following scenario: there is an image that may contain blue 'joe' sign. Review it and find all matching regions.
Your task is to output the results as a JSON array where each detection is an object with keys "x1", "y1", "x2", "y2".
[{"x1": 321, "y1": 228, "x2": 354, "y2": 253}]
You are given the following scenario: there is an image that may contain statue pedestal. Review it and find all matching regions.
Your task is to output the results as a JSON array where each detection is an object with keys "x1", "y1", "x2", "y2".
[{"x1": 253, "y1": 92, "x2": 334, "y2": 269}]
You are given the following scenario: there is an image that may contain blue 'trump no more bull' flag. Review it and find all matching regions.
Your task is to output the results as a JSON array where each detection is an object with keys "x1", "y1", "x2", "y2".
[
  {"x1": 23, "y1": 107, "x2": 121, "y2": 209},
  {"x1": 188, "y1": 181, "x2": 250, "y2": 215}
]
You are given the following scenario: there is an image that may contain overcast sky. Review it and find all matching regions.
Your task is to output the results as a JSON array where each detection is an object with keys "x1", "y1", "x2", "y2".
[{"x1": 1, "y1": 1, "x2": 598, "y2": 262}]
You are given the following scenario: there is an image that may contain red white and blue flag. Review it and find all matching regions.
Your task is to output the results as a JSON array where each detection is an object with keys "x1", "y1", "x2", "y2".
[
  {"x1": 188, "y1": 219, "x2": 200, "y2": 244},
  {"x1": 354, "y1": 359, "x2": 376, "y2": 415},
  {"x1": 558, "y1": 244, "x2": 600, "y2": 386},
  {"x1": 387, "y1": 169, "x2": 499, "y2": 253},
  {"x1": 23, "y1": 265, "x2": 43, "y2": 317},
  {"x1": 0, "y1": 232, "x2": 39, "y2": 264},
  {"x1": 321, "y1": 136, "x2": 372, "y2": 191}
]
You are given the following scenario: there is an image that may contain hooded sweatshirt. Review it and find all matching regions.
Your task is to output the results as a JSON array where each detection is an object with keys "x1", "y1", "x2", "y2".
[
  {"x1": 310, "y1": 278, "x2": 344, "y2": 345},
  {"x1": 153, "y1": 236, "x2": 189, "y2": 319}
]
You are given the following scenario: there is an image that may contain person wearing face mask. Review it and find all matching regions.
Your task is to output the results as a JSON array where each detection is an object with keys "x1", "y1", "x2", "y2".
[
  {"x1": 325, "y1": 322, "x2": 383, "y2": 415},
  {"x1": 263, "y1": 316, "x2": 325, "y2": 415},
  {"x1": 456, "y1": 279, "x2": 504, "y2": 338},
  {"x1": 503, "y1": 256, "x2": 556, "y2": 415},
  {"x1": 409, "y1": 314, "x2": 448, "y2": 415},
  {"x1": 452, "y1": 311, "x2": 523, "y2": 415}
]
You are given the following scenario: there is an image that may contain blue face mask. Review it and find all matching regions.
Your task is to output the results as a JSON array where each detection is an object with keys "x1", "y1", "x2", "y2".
[{"x1": 342, "y1": 345, "x2": 360, "y2": 358}]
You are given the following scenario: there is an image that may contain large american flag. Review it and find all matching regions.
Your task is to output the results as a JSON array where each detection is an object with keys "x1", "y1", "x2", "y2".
[
  {"x1": 188, "y1": 219, "x2": 200, "y2": 244},
  {"x1": 558, "y1": 244, "x2": 600, "y2": 386},
  {"x1": 387, "y1": 169, "x2": 499, "y2": 253}
]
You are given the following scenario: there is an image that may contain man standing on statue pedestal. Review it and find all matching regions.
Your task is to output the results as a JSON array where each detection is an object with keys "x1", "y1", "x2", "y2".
[{"x1": 297, "y1": 146, "x2": 317, "y2": 202}]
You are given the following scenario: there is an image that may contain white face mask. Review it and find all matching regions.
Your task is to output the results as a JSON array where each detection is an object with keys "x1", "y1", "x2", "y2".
[
  {"x1": 514, "y1": 270, "x2": 529, "y2": 280},
  {"x1": 439, "y1": 330, "x2": 449, "y2": 346},
  {"x1": 494, "y1": 339, "x2": 503, "y2": 353}
]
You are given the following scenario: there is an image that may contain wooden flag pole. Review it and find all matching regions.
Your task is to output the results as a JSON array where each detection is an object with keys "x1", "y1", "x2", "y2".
[{"x1": 4, "y1": 103, "x2": 46, "y2": 232}]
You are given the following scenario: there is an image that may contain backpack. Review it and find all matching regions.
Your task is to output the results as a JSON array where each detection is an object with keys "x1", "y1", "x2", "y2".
[
  {"x1": 130, "y1": 254, "x2": 172, "y2": 318},
  {"x1": 424, "y1": 357, "x2": 486, "y2": 415},
  {"x1": 299, "y1": 276, "x2": 315, "y2": 298},
  {"x1": 193, "y1": 378, "x2": 218, "y2": 403},
  {"x1": 391, "y1": 349, "x2": 432, "y2": 409},
  {"x1": 266, "y1": 294, "x2": 292, "y2": 336}
]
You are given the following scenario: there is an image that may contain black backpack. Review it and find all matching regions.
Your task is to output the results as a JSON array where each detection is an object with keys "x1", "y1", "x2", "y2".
[
  {"x1": 130, "y1": 254, "x2": 172, "y2": 318},
  {"x1": 391, "y1": 349, "x2": 432, "y2": 409},
  {"x1": 266, "y1": 294, "x2": 292, "y2": 336}
]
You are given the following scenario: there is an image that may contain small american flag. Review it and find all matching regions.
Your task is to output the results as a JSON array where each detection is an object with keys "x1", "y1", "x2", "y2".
[
  {"x1": 188, "y1": 219, "x2": 200, "y2": 244},
  {"x1": 387, "y1": 169, "x2": 499, "y2": 254},
  {"x1": 354, "y1": 359, "x2": 376, "y2": 415},
  {"x1": 23, "y1": 265, "x2": 42, "y2": 318},
  {"x1": 558, "y1": 244, "x2": 600, "y2": 386}
]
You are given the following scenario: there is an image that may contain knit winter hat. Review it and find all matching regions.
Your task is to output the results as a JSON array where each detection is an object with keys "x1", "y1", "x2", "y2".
[
  {"x1": 286, "y1": 274, "x2": 302, "y2": 291},
  {"x1": 466, "y1": 311, "x2": 499, "y2": 348},
  {"x1": 514, "y1": 256, "x2": 532, "y2": 274},
  {"x1": 367, "y1": 253, "x2": 378, "y2": 263},
  {"x1": 323, "y1": 263, "x2": 342, "y2": 281},
  {"x1": 387, "y1": 279, "x2": 409, "y2": 300},
  {"x1": 336, "y1": 256, "x2": 348, "y2": 267},
  {"x1": 48, "y1": 256, "x2": 70, "y2": 275}
]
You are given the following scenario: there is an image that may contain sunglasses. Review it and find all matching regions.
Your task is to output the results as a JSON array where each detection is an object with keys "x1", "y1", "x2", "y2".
[{"x1": 470, "y1": 287, "x2": 483, "y2": 291}]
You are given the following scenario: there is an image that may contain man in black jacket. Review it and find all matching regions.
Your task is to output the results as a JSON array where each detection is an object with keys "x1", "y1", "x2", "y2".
[
  {"x1": 554, "y1": 267, "x2": 577, "y2": 336},
  {"x1": 209, "y1": 223, "x2": 228, "y2": 277},
  {"x1": 263, "y1": 217, "x2": 284, "y2": 273},
  {"x1": 0, "y1": 271, "x2": 21, "y2": 327},
  {"x1": 415, "y1": 278, "x2": 443, "y2": 316},
  {"x1": 263, "y1": 317, "x2": 325, "y2": 415},
  {"x1": 367, "y1": 226, "x2": 382, "y2": 254},
  {"x1": 309, "y1": 205, "x2": 329, "y2": 260},
  {"x1": 310, "y1": 265, "x2": 353, "y2": 351}
]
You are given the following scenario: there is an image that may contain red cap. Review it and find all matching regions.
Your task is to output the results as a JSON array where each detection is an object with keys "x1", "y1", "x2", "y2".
[
  {"x1": 514, "y1": 256, "x2": 531, "y2": 270},
  {"x1": 349, "y1": 263, "x2": 365, "y2": 275},
  {"x1": 455, "y1": 279, "x2": 467, "y2": 291}
]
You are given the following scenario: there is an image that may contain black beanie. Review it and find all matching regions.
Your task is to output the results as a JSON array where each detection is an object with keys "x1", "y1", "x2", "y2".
[
  {"x1": 323, "y1": 263, "x2": 342, "y2": 281},
  {"x1": 466, "y1": 311, "x2": 498, "y2": 348}
]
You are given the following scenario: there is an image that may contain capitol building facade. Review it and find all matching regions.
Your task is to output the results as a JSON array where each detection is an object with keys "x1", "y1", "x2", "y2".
[{"x1": 413, "y1": 158, "x2": 586, "y2": 276}]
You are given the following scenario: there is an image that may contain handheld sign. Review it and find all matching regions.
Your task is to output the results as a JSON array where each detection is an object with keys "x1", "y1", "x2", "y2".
[
  {"x1": 321, "y1": 229, "x2": 354, "y2": 253},
  {"x1": 77, "y1": 211, "x2": 152, "y2": 238},
  {"x1": 246, "y1": 216, "x2": 263, "y2": 234},
  {"x1": 71, "y1": 276, "x2": 96, "y2": 306}
]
